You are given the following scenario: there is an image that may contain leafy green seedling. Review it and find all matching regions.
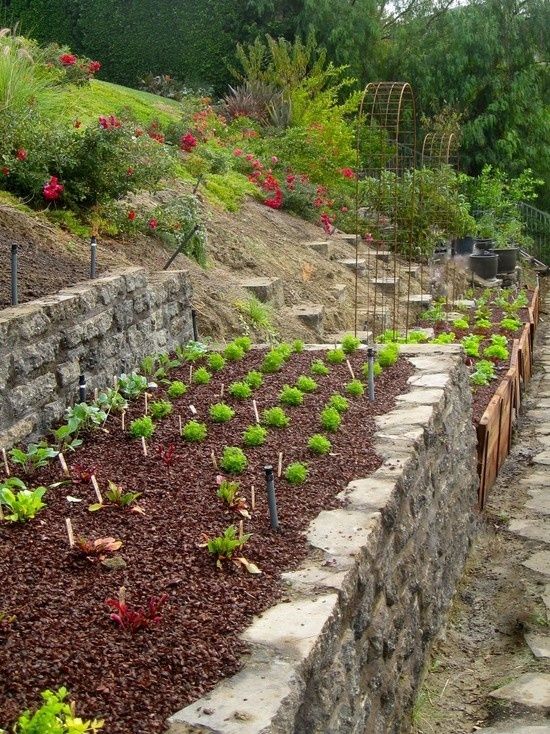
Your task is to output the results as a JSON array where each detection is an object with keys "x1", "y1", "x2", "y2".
[
  {"x1": 279, "y1": 385, "x2": 304, "y2": 406},
  {"x1": 261, "y1": 349, "x2": 285, "y2": 373},
  {"x1": 207, "y1": 353, "x2": 226, "y2": 371},
  {"x1": 233, "y1": 335, "x2": 252, "y2": 352},
  {"x1": 219, "y1": 446, "x2": 248, "y2": 474},
  {"x1": 118, "y1": 372, "x2": 148, "y2": 399},
  {"x1": 8, "y1": 443, "x2": 58, "y2": 475},
  {"x1": 284, "y1": 462, "x2": 308, "y2": 485},
  {"x1": 228, "y1": 381, "x2": 252, "y2": 399},
  {"x1": 295, "y1": 375, "x2": 317, "y2": 393},
  {"x1": 320, "y1": 406, "x2": 341, "y2": 432},
  {"x1": 192, "y1": 367, "x2": 212, "y2": 385},
  {"x1": 181, "y1": 420, "x2": 208, "y2": 442},
  {"x1": 326, "y1": 348, "x2": 345, "y2": 364},
  {"x1": 292, "y1": 339, "x2": 304, "y2": 353},
  {"x1": 328, "y1": 393, "x2": 349, "y2": 413},
  {"x1": 209, "y1": 403, "x2": 235, "y2": 423},
  {"x1": 201, "y1": 525, "x2": 259, "y2": 573},
  {"x1": 307, "y1": 434, "x2": 332, "y2": 455},
  {"x1": 223, "y1": 342, "x2": 245, "y2": 361},
  {"x1": 310, "y1": 359, "x2": 329, "y2": 376},
  {"x1": 167, "y1": 380, "x2": 187, "y2": 398},
  {"x1": 244, "y1": 370, "x2": 263, "y2": 389},
  {"x1": 261, "y1": 407, "x2": 290, "y2": 428},
  {"x1": 341, "y1": 334, "x2": 361, "y2": 353},
  {"x1": 0, "y1": 478, "x2": 47, "y2": 522},
  {"x1": 129, "y1": 416, "x2": 155, "y2": 439},
  {"x1": 242, "y1": 425, "x2": 268, "y2": 447},
  {"x1": 149, "y1": 400, "x2": 172, "y2": 420}
]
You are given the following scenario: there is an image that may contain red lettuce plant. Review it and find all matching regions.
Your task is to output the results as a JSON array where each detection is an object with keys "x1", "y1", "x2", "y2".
[{"x1": 105, "y1": 589, "x2": 168, "y2": 633}]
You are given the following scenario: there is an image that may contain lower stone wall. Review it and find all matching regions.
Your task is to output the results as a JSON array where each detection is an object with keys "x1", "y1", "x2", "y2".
[
  {"x1": 167, "y1": 344, "x2": 479, "y2": 734},
  {"x1": 0, "y1": 267, "x2": 192, "y2": 447}
]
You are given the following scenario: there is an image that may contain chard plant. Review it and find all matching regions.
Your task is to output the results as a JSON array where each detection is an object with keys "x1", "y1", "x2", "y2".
[
  {"x1": 89, "y1": 481, "x2": 141, "y2": 511},
  {"x1": 0, "y1": 478, "x2": 47, "y2": 522},
  {"x1": 157, "y1": 444, "x2": 176, "y2": 466},
  {"x1": 75, "y1": 536, "x2": 123, "y2": 562},
  {"x1": 106, "y1": 588, "x2": 168, "y2": 633},
  {"x1": 9, "y1": 443, "x2": 58, "y2": 475},
  {"x1": 201, "y1": 525, "x2": 260, "y2": 573},
  {"x1": 64, "y1": 403, "x2": 107, "y2": 434},
  {"x1": 216, "y1": 478, "x2": 250, "y2": 517}
]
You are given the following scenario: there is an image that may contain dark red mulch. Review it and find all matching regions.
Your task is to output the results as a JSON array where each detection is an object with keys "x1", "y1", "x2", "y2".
[{"x1": 0, "y1": 349, "x2": 413, "y2": 734}]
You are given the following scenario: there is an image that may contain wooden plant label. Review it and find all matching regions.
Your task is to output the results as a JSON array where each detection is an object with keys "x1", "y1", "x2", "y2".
[
  {"x1": 251, "y1": 485, "x2": 256, "y2": 511},
  {"x1": 1, "y1": 448, "x2": 10, "y2": 476},
  {"x1": 346, "y1": 359, "x2": 355, "y2": 379},
  {"x1": 94, "y1": 387, "x2": 99, "y2": 401},
  {"x1": 211, "y1": 450, "x2": 218, "y2": 469},
  {"x1": 121, "y1": 411, "x2": 126, "y2": 431},
  {"x1": 141, "y1": 437, "x2": 148, "y2": 457},
  {"x1": 220, "y1": 383, "x2": 224, "y2": 398},
  {"x1": 178, "y1": 415, "x2": 182, "y2": 433},
  {"x1": 65, "y1": 517, "x2": 75, "y2": 548},
  {"x1": 189, "y1": 405, "x2": 197, "y2": 415},
  {"x1": 144, "y1": 392, "x2": 149, "y2": 415},
  {"x1": 58, "y1": 452, "x2": 70, "y2": 476},
  {"x1": 91, "y1": 475, "x2": 103, "y2": 504},
  {"x1": 238, "y1": 520, "x2": 244, "y2": 539},
  {"x1": 252, "y1": 400, "x2": 260, "y2": 424},
  {"x1": 277, "y1": 452, "x2": 283, "y2": 478}
]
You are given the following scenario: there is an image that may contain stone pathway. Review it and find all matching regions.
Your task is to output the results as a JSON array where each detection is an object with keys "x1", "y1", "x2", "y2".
[{"x1": 411, "y1": 290, "x2": 550, "y2": 734}]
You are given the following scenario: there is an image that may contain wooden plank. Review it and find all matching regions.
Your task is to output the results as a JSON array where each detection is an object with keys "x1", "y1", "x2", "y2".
[
  {"x1": 476, "y1": 422, "x2": 489, "y2": 509},
  {"x1": 496, "y1": 377, "x2": 513, "y2": 465},
  {"x1": 531, "y1": 286, "x2": 540, "y2": 325},
  {"x1": 479, "y1": 393, "x2": 503, "y2": 501}
]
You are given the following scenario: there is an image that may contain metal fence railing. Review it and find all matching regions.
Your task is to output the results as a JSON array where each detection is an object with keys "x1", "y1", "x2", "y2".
[{"x1": 518, "y1": 201, "x2": 550, "y2": 265}]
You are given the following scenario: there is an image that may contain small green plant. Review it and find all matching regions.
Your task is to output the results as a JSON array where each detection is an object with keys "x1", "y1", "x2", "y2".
[
  {"x1": 118, "y1": 372, "x2": 148, "y2": 399},
  {"x1": 452, "y1": 318, "x2": 469, "y2": 330},
  {"x1": 326, "y1": 395, "x2": 348, "y2": 415},
  {"x1": 193, "y1": 367, "x2": 212, "y2": 384},
  {"x1": 320, "y1": 406, "x2": 342, "y2": 432},
  {"x1": 261, "y1": 349, "x2": 285, "y2": 373},
  {"x1": 361, "y1": 360, "x2": 382, "y2": 379},
  {"x1": 377, "y1": 329, "x2": 403, "y2": 344},
  {"x1": 475, "y1": 318, "x2": 492, "y2": 329},
  {"x1": 341, "y1": 333, "x2": 361, "y2": 353},
  {"x1": 279, "y1": 385, "x2": 304, "y2": 406},
  {"x1": 64, "y1": 403, "x2": 107, "y2": 434},
  {"x1": 345, "y1": 379, "x2": 364, "y2": 396},
  {"x1": 129, "y1": 416, "x2": 155, "y2": 439},
  {"x1": 433, "y1": 332, "x2": 456, "y2": 344},
  {"x1": 95, "y1": 388, "x2": 128, "y2": 413},
  {"x1": 310, "y1": 359, "x2": 329, "y2": 376},
  {"x1": 167, "y1": 380, "x2": 187, "y2": 398},
  {"x1": 10, "y1": 687, "x2": 104, "y2": 733},
  {"x1": 207, "y1": 353, "x2": 226, "y2": 372},
  {"x1": 284, "y1": 462, "x2": 308, "y2": 485},
  {"x1": 181, "y1": 420, "x2": 208, "y2": 442},
  {"x1": 242, "y1": 424, "x2": 268, "y2": 446},
  {"x1": 262, "y1": 406, "x2": 290, "y2": 428},
  {"x1": 421, "y1": 301, "x2": 445, "y2": 322},
  {"x1": 274, "y1": 343, "x2": 293, "y2": 361},
  {"x1": 244, "y1": 370, "x2": 263, "y2": 389},
  {"x1": 8, "y1": 443, "x2": 58, "y2": 475},
  {"x1": 176, "y1": 341, "x2": 208, "y2": 362},
  {"x1": 292, "y1": 339, "x2": 304, "y2": 353},
  {"x1": 223, "y1": 342, "x2": 245, "y2": 361},
  {"x1": 377, "y1": 344, "x2": 399, "y2": 368},
  {"x1": 307, "y1": 434, "x2": 332, "y2": 455},
  {"x1": 89, "y1": 481, "x2": 141, "y2": 511},
  {"x1": 295, "y1": 375, "x2": 318, "y2": 393},
  {"x1": 406, "y1": 330, "x2": 429, "y2": 343},
  {"x1": 228, "y1": 381, "x2": 252, "y2": 399},
  {"x1": 149, "y1": 400, "x2": 173, "y2": 421},
  {"x1": 233, "y1": 335, "x2": 252, "y2": 352},
  {"x1": 483, "y1": 334, "x2": 509, "y2": 361},
  {"x1": 209, "y1": 403, "x2": 236, "y2": 423},
  {"x1": 0, "y1": 478, "x2": 47, "y2": 523},
  {"x1": 470, "y1": 359, "x2": 496, "y2": 386},
  {"x1": 219, "y1": 446, "x2": 248, "y2": 474},
  {"x1": 500, "y1": 317, "x2": 521, "y2": 331},
  {"x1": 235, "y1": 296, "x2": 274, "y2": 340},
  {"x1": 461, "y1": 334, "x2": 482, "y2": 358},
  {"x1": 326, "y1": 348, "x2": 346, "y2": 364},
  {"x1": 201, "y1": 525, "x2": 260, "y2": 572}
]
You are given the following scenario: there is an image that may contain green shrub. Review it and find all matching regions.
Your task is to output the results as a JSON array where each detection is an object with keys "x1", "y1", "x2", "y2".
[
  {"x1": 377, "y1": 344, "x2": 399, "y2": 368},
  {"x1": 167, "y1": 380, "x2": 187, "y2": 398},
  {"x1": 310, "y1": 359, "x2": 329, "y2": 376},
  {"x1": 192, "y1": 367, "x2": 212, "y2": 384},
  {"x1": 9, "y1": 686, "x2": 104, "y2": 732},
  {"x1": 345, "y1": 379, "x2": 364, "y2": 396},
  {"x1": 461, "y1": 334, "x2": 482, "y2": 358},
  {"x1": 242, "y1": 425, "x2": 268, "y2": 446},
  {"x1": 223, "y1": 342, "x2": 245, "y2": 361},
  {"x1": 262, "y1": 406, "x2": 290, "y2": 428},
  {"x1": 219, "y1": 446, "x2": 248, "y2": 474},
  {"x1": 284, "y1": 462, "x2": 308, "y2": 485},
  {"x1": 328, "y1": 393, "x2": 349, "y2": 413},
  {"x1": 307, "y1": 434, "x2": 332, "y2": 455},
  {"x1": 228, "y1": 381, "x2": 252, "y2": 399},
  {"x1": 452, "y1": 318, "x2": 469, "y2": 330},
  {"x1": 244, "y1": 370, "x2": 263, "y2": 389},
  {"x1": 341, "y1": 333, "x2": 361, "y2": 353},
  {"x1": 209, "y1": 403, "x2": 235, "y2": 423},
  {"x1": 500, "y1": 317, "x2": 521, "y2": 332},
  {"x1": 433, "y1": 332, "x2": 456, "y2": 344},
  {"x1": 279, "y1": 385, "x2": 304, "y2": 406},
  {"x1": 326, "y1": 348, "x2": 346, "y2": 364},
  {"x1": 234, "y1": 335, "x2": 252, "y2": 352},
  {"x1": 149, "y1": 400, "x2": 173, "y2": 420},
  {"x1": 261, "y1": 349, "x2": 285, "y2": 373},
  {"x1": 181, "y1": 420, "x2": 208, "y2": 442},
  {"x1": 295, "y1": 375, "x2": 317, "y2": 393},
  {"x1": 292, "y1": 339, "x2": 304, "y2": 353},
  {"x1": 129, "y1": 416, "x2": 154, "y2": 438},
  {"x1": 320, "y1": 406, "x2": 342, "y2": 432},
  {"x1": 275, "y1": 343, "x2": 293, "y2": 361},
  {"x1": 208, "y1": 353, "x2": 226, "y2": 372}
]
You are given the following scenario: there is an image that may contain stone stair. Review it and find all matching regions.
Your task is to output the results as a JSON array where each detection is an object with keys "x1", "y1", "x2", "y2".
[
  {"x1": 289, "y1": 304, "x2": 325, "y2": 335},
  {"x1": 338, "y1": 258, "x2": 367, "y2": 276},
  {"x1": 370, "y1": 277, "x2": 399, "y2": 296},
  {"x1": 240, "y1": 277, "x2": 284, "y2": 307},
  {"x1": 306, "y1": 240, "x2": 333, "y2": 258}
]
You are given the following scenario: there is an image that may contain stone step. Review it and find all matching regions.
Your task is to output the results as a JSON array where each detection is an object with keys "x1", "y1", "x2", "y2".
[
  {"x1": 290, "y1": 304, "x2": 324, "y2": 335},
  {"x1": 408, "y1": 294, "x2": 433, "y2": 307},
  {"x1": 356, "y1": 307, "x2": 390, "y2": 332},
  {"x1": 403, "y1": 264, "x2": 422, "y2": 279},
  {"x1": 328, "y1": 284, "x2": 348, "y2": 304},
  {"x1": 338, "y1": 233, "x2": 358, "y2": 245},
  {"x1": 525, "y1": 633, "x2": 550, "y2": 659},
  {"x1": 508, "y1": 518, "x2": 550, "y2": 544},
  {"x1": 338, "y1": 258, "x2": 367, "y2": 276},
  {"x1": 523, "y1": 551, "x2": 550, "y2": 576},
  {"x1": 370, "y1": 277, "x2": 399, "y2": 295},
  {"x1": 326, "y1": 330, "x2": 372, "y2": 345},
  {"x1": 452, "y1": 299, "x2": 476, "y2": 309},
  {"x1": 489, "y1": 673, "x2": 550, "y2": 711},
  {"x1": 241, "y1": 277, "x2": 284, "y2": 307},
  {"x1": 307, "y1": 240, "x2": 332, "y2": 258},
  {"x1": 361, "y1": 249, "x2": 392, "y2": 263},
  {"x1": 473, "y1": 723, "x2": 550, "y2": 733}
]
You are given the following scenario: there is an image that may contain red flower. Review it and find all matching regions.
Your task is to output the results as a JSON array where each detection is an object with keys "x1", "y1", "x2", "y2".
[
  {"x1": 59, "y1": 53, "x2": 77, "y2": 66},
  {"x1": 128, "y1": 210, "x2": 136, "y2": 221},
  {"x1": 16, "y1": 148, "x2": 27, "y2": 161},
  {"x1": 134, "y1": 128, "x2": 144, "y2": 137},
  {"x1": 99, "y1": 115, "x2": 121, "y2": 130},
  {"x1": 271, "y1": 156, "x2": 279, "y2": 164},
  {"x1": 320, "y1": 212, "x2": 334, "y2": 234},
  {"x1": 43, "y1": 176, "x2": 64, "y2": 201},
  {"x1": 73, "y1": 119, "x2": 82, "y2": 129},
  {"x1": 148, "y1": 218, "x2": 158, "y2": 230},
  {"x1": 341, "y1": 206, "x2": 349, "y2": 213},
  {"x1": 233, "y1": 148, "x2": 243, "y2": 157},
  {"x1": 126, "y1": 167, "x2": 135, "y2": 176},
  {"x1": 1, "y1": 167, "x2": 9, "y2": 176},
  {"x1": 264, "y1": 190, "x2": 283, "y2": 209},
  {"x1": 180, "y1": 132, "x2": 198, "y2": 152},
  {"x1": 363, "y1": 232, "x2": 373, "y2": 244},
  {"x1": 88, "y1": 60, "x2": 102, "y2": 74},
  {"x1": 245, "y1": 153, "x2": 255, "y2": 162},
  {"x1": 341, "y1": 167, "x2": 356, "y2": 179}
]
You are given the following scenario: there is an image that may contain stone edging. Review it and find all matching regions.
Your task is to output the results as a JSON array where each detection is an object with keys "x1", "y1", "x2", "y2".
[{"x1": 167, "y1": 344, "x2": 479, "y2": 734}]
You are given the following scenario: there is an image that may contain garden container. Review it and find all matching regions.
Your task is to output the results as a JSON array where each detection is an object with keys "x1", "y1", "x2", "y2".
[
  {"x1": 474, "y1": 238, "x2": 495, "y2": 254},
  {"x1": 496, "y1": 247, "x2": 519, "y2": 274},
  {"x1": 469, "y1": 253, "x2": 498, "y2": 280},
  {"x1": 454, "y1": 236, "x2": 475, "y2": 256}
]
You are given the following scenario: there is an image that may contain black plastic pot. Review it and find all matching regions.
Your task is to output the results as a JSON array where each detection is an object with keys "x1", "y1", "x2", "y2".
[
  {"x1": 454, "y1": 236, "x2": 475, "y2": 256},
  {"x1": 496, "y1": 247, "x2": 518, "y2": 274},
  {"x1": 469, "y1": 253, "x2": 498, "y2": 280},
  {"x1": 474, "y1": 238, "x2": 495, "y2": 254}
]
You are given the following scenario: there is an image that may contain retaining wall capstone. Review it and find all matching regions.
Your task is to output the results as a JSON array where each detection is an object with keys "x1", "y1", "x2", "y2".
[
  {"x1": 167, "y1": 344, "x2": 479, "y2": 734},
  {"x1": 0, "y1": 267, "x2": 192, "y2": 448}
]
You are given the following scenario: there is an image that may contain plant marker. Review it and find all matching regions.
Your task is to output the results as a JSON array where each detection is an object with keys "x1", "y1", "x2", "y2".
[
  {"x1": 114, "y1": 375, "x2": 118, "y2": 389},
  {"x1": 264, "y1": 465, "x2": 279, "y2": 531},
  {"x1": 65, "y1": 517, "x2": 75, "y2": 548},
  {"x1": 189, "y1": 404, "x2": 197, "y2": 415},
  {"x1": 91, "y1": 475, "x2": 103, "y2": 504},
  {"x1": 211, "y1": 449, "x2": 218, "y2": 469},
  {"x1": 58, "y1": 452, "x2": 70, "y2": 476},
  {"x1": 178, "y1": 415, "x2": 182, "y2": 433},
  {"x1": 220, "y1": 383, "x2": 224, "y2": 398},
  {"x1": 252, "y1": 399, "x2": 260, "y2": 424},
  {"x1": 1, "y1": 448, "x2": 10, "y2": 476},
  {"x1": 141, "y1": 437, "x2": 148, "y2": 457},
  {"x1": 238, "y1": 519, "x2": 244, "y2": 539},
  {"x1": 251, "y1": 484, "x2": 255, "y2": 511},
  {"x1": 0, "y1": 503, "x2": 4, "y2": 521},
  {"x1": 94, "y1": 387, "x2": 99, "y2": 401},
  {"x1": 189, "y1": 365, "x2": 193, "y2": 382},
  {"x1": 144, "y1": 392, "x2": 148, "y2": 415},
  {"x1": 277, "y1": 451, "x2": 283, "y2": 478},
  {"x1": 121, "y1": 411, "x2": 126, "y2": 432},
  {"x1": 346, "y1": 359, "x2": 355, "y2": 379}
]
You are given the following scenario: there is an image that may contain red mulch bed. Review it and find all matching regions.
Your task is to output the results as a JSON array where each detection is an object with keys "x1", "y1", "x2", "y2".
[{"x1": 0, "y1": 348, "x2": 413, "y2": 733}]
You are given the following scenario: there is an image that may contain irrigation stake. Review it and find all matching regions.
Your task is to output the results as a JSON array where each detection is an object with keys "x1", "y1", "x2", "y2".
[
  {"x1": 264, "y1": 465, "x2": 279, "y2": 531},
  {"x1": 251, "y1": 484, "x2": 255, "y2": 511},
  {"x1": 141, "y1": 437, "x2": 148, "y2": 457},
  {"x1": 58, "y1": 452, "x2": 70, "y2": 476},
  {"x1": 277, "y1": 451, "x2": 283, "y2": 478},
  {"x1": 211, "y1": 450, "x2": 218, "y2": 469},
  {"x1": 252, "y1": 399, "x2": 260, "y2": 424},
  {"x1": 1, "y1": 448, "x2": 10, "y2": 476},
  {"x1": 90, "y1": 236, "x2": 97, "y2": 279},
  {"x1": 91, "y1": 475, "x2": 103, "y2": 504},
  {"x1": 238, "y1": 519, "x2": 244, "y2": 539},
  {"x1": 346, "y1": 358, "x2": 355, "y2": 379},
  {"x1": 78, "y1": 374, "x2": 87, "y2": 403},
  {"x1": 65, "y1": 517, "x2": 75, "y2": 548},
  {"x1": 367, "y1": 347, "x2": 375, "y2": 402},
  {"x1": 191, "y1": 308, "x2": 199, "y2": 341}
]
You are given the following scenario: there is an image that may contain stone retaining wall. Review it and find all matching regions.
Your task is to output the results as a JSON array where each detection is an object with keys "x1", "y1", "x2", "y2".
[
  {"x1": 167, "y1": 344, "x2": 479, "y2": 734},
  {"x1": 0, "y1": 267, "x2": 192, "y2": 447}
]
